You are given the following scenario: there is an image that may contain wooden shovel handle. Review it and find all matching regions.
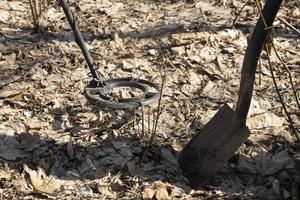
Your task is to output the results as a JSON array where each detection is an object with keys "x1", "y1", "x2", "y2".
[{"x1": 235, "y1": 0, "x2": 283, "y2": 124}]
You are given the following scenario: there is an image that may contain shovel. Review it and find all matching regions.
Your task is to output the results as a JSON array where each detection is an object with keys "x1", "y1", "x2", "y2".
[{"x1": 178, "y1": 0, "x2": 283, "y2": 188}]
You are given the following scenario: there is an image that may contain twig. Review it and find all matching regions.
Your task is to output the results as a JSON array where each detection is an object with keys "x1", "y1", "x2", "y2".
[
  {"x1": 254, "y1": 0, "x2": 266, "y2": 26},
  {"x1": 144, "y1": 71, "x2": 165, "y2": 151},
  {"x1": 232, "y1": 0, "x2": 251, "y2": 26},
  {"x1": 148, "y1": 107, "x2": 151, "y2": 139},
  {"x1": 29, "y1": 0, "x2": 37, "y2": 27},
  {"x1": 270, "y1": 39, "x2": 300, "y2": 111},
  {"x1": 152, "y1": 109, "x2": 156, "y2": 137},
  {"x1": 255, "y1": 1, "x2": 300, "y2": 111},
  {"x1": 140, "y1": 105, "x2": 145, "y2": 139},
  {"x1": 142, "y1": 76, "x2": 165, "y2": 160},
  {"x1": 258, "y1": 57, "x2": 262, "y2": 85},
  {"x1": 39, "y1": 0, "x2": 43, "y2": 19},
  {"x1": 278, "y1": 17, "x2": 300, "y2": 35},
  {"x1": 142, "y1": 48, "x2": 166, "y2": 159},
  {"x1": 33, "y1": 0, "x2": 40, "y2": 27},
  {"x1": 133, "y1": 108, "x2": 140, "y2": 137},
  {"x1": 255, "y1": 0, "x2": 300, "y2": 141},
  {"x1": 149, "y1": 73, "x2": 165, "y2": 145},
  {"x1": 256, "y1": 0, "x2": 300, "y2": 107},
  {"x1": 265, "y1": 45, "x2": 300, "y2": 141},
  {"x1": 29, "y1": 0, "x2": 46, "y2": 32},
  {"x1": 132, "y1": 108, "x2": 136, "y2": 134}
]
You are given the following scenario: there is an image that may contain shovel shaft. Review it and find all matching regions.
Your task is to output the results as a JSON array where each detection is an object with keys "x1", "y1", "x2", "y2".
[
  {"x1": 178, "y1": 0, "x2": 284, "y2": 188},
  {"x1": 235, "y1": 0, "x2": 282, "y2": 124}
]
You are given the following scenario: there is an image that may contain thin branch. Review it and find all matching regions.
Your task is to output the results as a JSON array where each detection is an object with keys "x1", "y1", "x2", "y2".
[
  {"x1": 29, "y1": 0, "x2": 37, "y2": 26},
  {"x1": 258, "y1": 57, "x2": 262, "y2": 85},
  {"x1": 148, "y1": 106, "x2": 151, "y2": 139},
  {"x1": 254, "y1": 0, "x2": 267, "y2": 27},
  {"x1": 278, "y1": 17, "x2": 300, "y2": 35},
  {"x1": 256, "y1": 0, "x2": 300, "y2": 108},
  {"x1": 39, "y1": 0, "x2": 42, "y2": 18},
  {"x1": 33, "y1": 0, "x2": 40, "y2": 26},
  {"x1": 152, "y1": 109, "x2": 156, "y2": 138},
  {"x1": 269, "y1": 38, "x2": 300, "y2": 111},
  {"x1": 232, "y1": 0, "x2": 251, "y2": 26},
  {"x1": 254, "y1": 0, "x2": 300, "y2": 140},
  {"x1": 255, "y1": 1, "x2": 300, "y2": 111},
  {"x1": 143, "y1": 46, "x2": 166, "y2": 159},
  {"x1": 142, "y1": 75, "x2": 165, "y2": 160},
  {"x1": 265, "y1": 45, "x2": 300, "y2": 141},
  {"x1": 136, "y1": 110, "x2": 140, "y2": 137},
  {"x1": 132, "y1": 108, "x2": 136, "y2": 135},
  {"x1": 140, "y1": 105, "x2": 145, "y2": 139},
  {"x1": 149, "y1": 73, "x2": 165, "y2": 145}
]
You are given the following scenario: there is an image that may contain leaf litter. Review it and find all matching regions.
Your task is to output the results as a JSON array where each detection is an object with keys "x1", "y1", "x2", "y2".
[{"x1": 0, "y1": 0, "x2": 299, "y2": 199}]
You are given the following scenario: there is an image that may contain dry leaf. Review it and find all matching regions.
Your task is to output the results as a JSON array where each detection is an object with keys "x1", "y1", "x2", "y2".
[
  {"x1": 201, "y1": 80, "x2": 224, "y2": 99},
  {"x1": 170, "y1": 32, "x2": 209, "y2": 46},
  {"x1": 0, "y1": 10, "x2": 9, "y2": 23},
  {"x1": 97, "y1": 183, "x2": 117, "y2": 198},
  {"x1": 26, "y1": 119, "x2": 49, "y2": 130},
  {"x1": 142, "y1": 181, "x2": 173, "y2": 200},
  {"x1": 155, "y1": 186, "x2": 171, "y2": 200},
  {"x1": 0, "y1": 82, "x2": 31, "y2": 99},
  {"x1": 142, "y1": 187, "x2": 156, "y2": 199},
  {"x1": 23, "y1": 164, "x2": 62, "y2": 196},
  {"x1": 247, "y1": 112, "x2": 285, "y2": 129},
  {"x1": 188, "y1": 71, "x2": 202, "y2": 86}
]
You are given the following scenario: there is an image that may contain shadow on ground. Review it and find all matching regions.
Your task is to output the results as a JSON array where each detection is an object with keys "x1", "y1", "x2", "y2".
[{"x1": 0, "y1": 94, "x2": 296, "y2": 199}]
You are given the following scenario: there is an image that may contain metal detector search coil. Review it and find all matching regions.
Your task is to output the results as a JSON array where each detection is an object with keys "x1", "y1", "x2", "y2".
[
  {"x1": 85, "y1": 77, "x2": 160, "y2": 109},
  {"x1": 57, "y1": 0, "x2": 160, "y2": 109}
]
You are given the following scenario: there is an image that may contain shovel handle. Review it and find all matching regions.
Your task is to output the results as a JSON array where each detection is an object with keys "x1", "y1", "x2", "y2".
[{"x1": 235, "y1": 0, "x2": 282, "y2": 124}]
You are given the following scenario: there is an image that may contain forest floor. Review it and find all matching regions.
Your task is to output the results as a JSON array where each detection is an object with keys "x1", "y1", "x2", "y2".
[{"x1": 0, "y1": 0, "x2": 300, "y2": 199}]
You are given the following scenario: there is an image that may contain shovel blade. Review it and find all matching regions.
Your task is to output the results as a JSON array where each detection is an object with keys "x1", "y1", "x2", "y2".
[{"x1": 178, "y1": 104, "x2": 250, "y2": 188}]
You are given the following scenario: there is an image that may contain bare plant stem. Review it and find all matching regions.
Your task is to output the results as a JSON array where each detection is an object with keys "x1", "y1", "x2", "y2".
[
  {"x1": 39, "y1": 0, "x2": 42, "y2": 19},
  {"x1": 143, "y1": 51, "x2": 166, "y2": 159},
  {"x1": 29, "y1": 0, "x2": 44, "y2": 32},
  {"x1": 148, "y1": 107, "x2": 151, "y2": 139},
  {"x1": 256, "y1": 0, "x2": 300, "y2": 110},
  {"x1": 278, "y1": 17, "x2": 300, "y2": 35},
  {"x1": 136, "y1": 111, "x2": 140, "y2": 136},
  {"x1": 149, "y1": 74, "x2": 165, "y2": 146},
  {"x1": 265, "y1": 46, "x2": 300, "y2": 142},
  {"x1": 33, "y1": 0, "x2": 40, "y2": 27},
  {"x1": 152, "y1": 108, "x2": 156, "y2": 134},
  {"x1": 140, "y1": 106, "x2": 145, "y2": 139},
  {"x1": 258, "y1": 57, "x2": 262, "y2": 85},
  {"x1": 133, "y1": 109, "x2": 136, "y2": 134},
  {"x1": 232, "y1": 0, "x2": 251, "y2": 26},
  {"x1": 29, "y1": 0, "x2": 37, "y2": 26},
  {"x1": 254, "y1": 0, "x2": 300, "y2": 141},
  {"x1": 142, "y1": 75, "x2": 165, "y2": 160},
  {"x1": 254, "y1": 0, "x2": 266, "y2": 26},
  {"x1": 268, "y1": 38, "x2": 300, "y2": 111}
]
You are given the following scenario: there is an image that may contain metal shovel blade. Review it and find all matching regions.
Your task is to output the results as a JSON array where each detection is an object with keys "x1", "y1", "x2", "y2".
[
  {"x1": 178, "y1": 0, "x2": 282, "y2": 188},
  {"x1": 178, "y1": 104, "x2": 250, "y2": 188}
]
